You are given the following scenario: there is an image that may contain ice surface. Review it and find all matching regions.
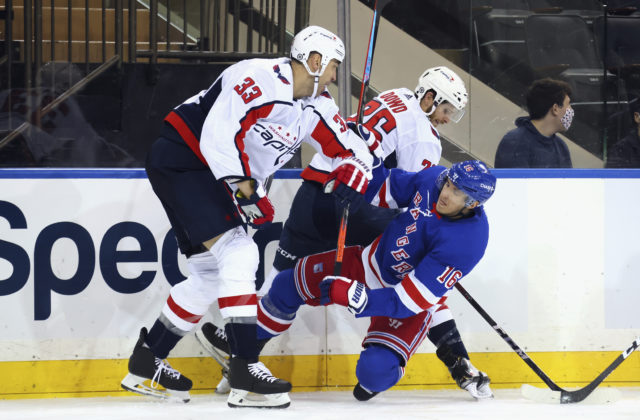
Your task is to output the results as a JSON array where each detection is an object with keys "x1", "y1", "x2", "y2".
[{"x1": 1, "y1": 388, "x2": 638, "y2": 420}]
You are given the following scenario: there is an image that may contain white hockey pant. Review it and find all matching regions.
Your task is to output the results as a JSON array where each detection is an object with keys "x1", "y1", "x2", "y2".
[{"x1": 162, "y1": 226, "x2": 260, "y2": 333}]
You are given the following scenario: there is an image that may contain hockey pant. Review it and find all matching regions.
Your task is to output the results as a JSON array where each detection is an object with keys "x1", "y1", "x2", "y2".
[{"x1": 147, "y1": 226, "x2": 259, "y2": 358}]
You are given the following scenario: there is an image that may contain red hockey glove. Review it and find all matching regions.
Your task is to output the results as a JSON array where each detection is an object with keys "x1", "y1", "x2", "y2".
[
  {"x1": 323, "y1": 157, "x2": 371, "y2": 212},
  {"x1": 319, "y1": 275, "x2": 368, "y2": 315},
  {"x1": 234, "y1": 184, "x2": 274, "y2": 229},
  {"x1": 347, "y1": 121, "x2": 383, "y2": 160}
]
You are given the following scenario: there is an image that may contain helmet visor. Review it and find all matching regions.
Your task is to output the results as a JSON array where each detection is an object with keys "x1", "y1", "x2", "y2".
[{"x1": 440, "y1": 101, "x2": 465, "y2": 123}]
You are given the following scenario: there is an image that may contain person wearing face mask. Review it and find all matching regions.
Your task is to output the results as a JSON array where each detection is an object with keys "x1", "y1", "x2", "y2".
[{"x1": 494, "y1": 78, "x2": 574, "y2": 168}]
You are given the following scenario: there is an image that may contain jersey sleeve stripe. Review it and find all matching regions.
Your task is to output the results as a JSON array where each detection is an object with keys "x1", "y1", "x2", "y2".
[
  {"x1": 164, "y1": 111, "x2": 208, "y2": 165},
  {"x1": 362, "y1": 235, "x2": 388, "y2": 289},
  {"x1": 396, "y1": 272, "x2": 438, "y2": 313},
  {"x1": 377, "y1": 180, "x2": 389, "y2": 208},
  {"x1": 300, "y1": 165, "x2": 330, "y2": 184},
  {"x1": 234, "y1": 103, "x2": 277, "y2": 177},
  {"x1": 309, "y1": 111, "x2": 351, "y2": 159}
]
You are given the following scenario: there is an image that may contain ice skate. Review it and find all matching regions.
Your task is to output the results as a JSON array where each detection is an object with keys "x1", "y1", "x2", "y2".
[
  {"x1": 195, "y1": 322, "x2": 232, "y2": 394},
  {"x1": 227, "y1": 357, "x2": 292, "y2": 408},
  {"x1": 195, "y1": 322, "x2": 230, "y2": 371},
  {"x1": 450, "y1": 357, "x2": 493, "y2": 400},
  {"x1": 120, "y1": 328, "x2": 193, "y2": 403},
  {"x1": 215, "y1": 375, "x2": 231, "y2": 394}
]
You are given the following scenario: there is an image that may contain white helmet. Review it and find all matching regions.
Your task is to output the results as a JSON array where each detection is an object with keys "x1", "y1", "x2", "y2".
[
  {"x1": 415, "y1": 66, "x2": 468, "y2": 123},
  {"x1": 290, "y1": 25, "x2": 345, "y2": 78}
]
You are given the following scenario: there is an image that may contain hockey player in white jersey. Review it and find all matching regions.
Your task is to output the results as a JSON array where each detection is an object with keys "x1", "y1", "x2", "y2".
[
  {"x1": 198, "y1": 66, "x2": 492, "y2": 399},
  {"x1": 120, "y1": 25, "x2": 373, "y2": 408},
  {"x1": 265, "y1": 66, "x2": 468, "y2": 289}
]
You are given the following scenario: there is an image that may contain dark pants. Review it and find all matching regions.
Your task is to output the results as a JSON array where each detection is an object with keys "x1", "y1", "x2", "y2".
[
  {"x1": 145, "y1": 127, "x2": 243, "y2": 256},
  {"x1": 273, "y1": 180, "x2": 400, "y2": 271}
]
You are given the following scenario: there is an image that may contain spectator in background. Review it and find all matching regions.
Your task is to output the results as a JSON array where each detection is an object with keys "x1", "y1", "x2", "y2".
[
  {"x1": 494, "y1": 78, "x2": 573, "y2": 168},
  {"x1": 607, "y1": 95, "x2": 640, "y2": 168}
]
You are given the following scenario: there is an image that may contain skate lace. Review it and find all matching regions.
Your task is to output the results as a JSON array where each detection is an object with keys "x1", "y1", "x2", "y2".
[
  {"x1": 215, "y1": 327, "x2": 227, "y2": 341},
  {"x1": 248, "y1": 361, "x2": 277, "y2": 383},
  {"x1": 151, "y1": 358, "x2": 181, "y2": 388}
]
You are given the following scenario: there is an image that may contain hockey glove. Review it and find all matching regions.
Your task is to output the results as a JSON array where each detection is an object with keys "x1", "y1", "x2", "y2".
[
  {"x1": 233, "y1": 184, "x2": 274, "y2": 229},
  {"x1": 319, "y1": 276, "x2": 368, "y2": 315},
  {"x1": 323, "y1": 157, "x2": 372, "y2": 213},
  {"x1": 347, "y1": 121, "x2": 383, "y2": 160}
]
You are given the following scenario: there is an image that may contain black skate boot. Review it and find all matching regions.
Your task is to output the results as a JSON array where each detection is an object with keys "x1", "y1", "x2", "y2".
[
  {"x1": 195, "y1": 322, "x2": 231, "y2": 370},
  {"x1": 353, "y1": 382, "x2": 379, "y2": 401},
  {"x1": 227, "y1": 357, "x2": 292, "y2": 408},
  {"x1": 195, "y1": 322, "x2": 231, "y2": 394},
  {"x1": 196, "y1": 322, "x2": 273, "y2": 395},
  {"x1": 120, "y1": 327, "x2": 193, "y2": 402},
  {"x1": 436, "y1": 343, "x2": 493, "y2": 399}
]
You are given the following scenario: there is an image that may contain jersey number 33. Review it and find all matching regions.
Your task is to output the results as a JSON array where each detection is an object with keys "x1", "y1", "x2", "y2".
[{"x1": 234, "y1": 77, "x2": 263, "y2": 104}]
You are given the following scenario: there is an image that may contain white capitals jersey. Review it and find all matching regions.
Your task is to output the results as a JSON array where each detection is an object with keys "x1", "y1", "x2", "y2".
[
  {"x1": 164, "y1": 57, "x2": 372, "y2": 188},
  {"x1": 301, "y1": 87, "x2": 442, "y2": 200}
]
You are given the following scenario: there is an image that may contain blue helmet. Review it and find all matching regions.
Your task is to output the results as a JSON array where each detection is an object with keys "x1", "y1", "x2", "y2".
[{"x1": 436, "y1": 160, "x2": 496, "y2": 206}]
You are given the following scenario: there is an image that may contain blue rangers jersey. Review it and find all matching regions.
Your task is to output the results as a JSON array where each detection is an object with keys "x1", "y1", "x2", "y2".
[
  {"x1": 358, "y1": 165, "x2": 489, "y2": 319},
  {"x1": 164, "y1": 57, "x2": 372, "y2": 188}
]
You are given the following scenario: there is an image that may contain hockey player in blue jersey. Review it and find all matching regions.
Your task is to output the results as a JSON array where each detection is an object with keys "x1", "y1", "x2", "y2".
[
  {"x1": 120, "y1": 25, "x2": 374, "y2": 408},
  {"x1": 254, "y1": 160, "x2": 496, "y2": 400}
]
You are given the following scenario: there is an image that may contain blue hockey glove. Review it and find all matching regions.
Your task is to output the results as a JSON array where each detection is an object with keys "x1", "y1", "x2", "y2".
[{"x1": 319, "y1": 275, "x2": 368, "y2": 315}]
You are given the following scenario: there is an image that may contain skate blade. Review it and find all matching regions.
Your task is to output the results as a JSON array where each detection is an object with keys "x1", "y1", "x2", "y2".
[
  {"x1": 227, "y1": 389, "x2": 290, "y2": 409},
  {"x1": 195, "y1": 329, "x2": 230, "y2": 370},
  {"x1": 215, "y1": 376, "x2": 231, "y2": 395},
  {"x1": 121, "y1": 373, "x2": 191, "y2": 403},
  {"x1": 466, "y1": 383, "x2": 494, "y2": 400}
]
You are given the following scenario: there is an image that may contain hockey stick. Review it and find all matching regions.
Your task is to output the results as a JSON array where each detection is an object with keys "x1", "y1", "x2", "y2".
[
  {"x1": 334, "y1": 0, "x2": 392, "y2": 276},
  {"x1": 355, "y1": 0, "x2": 393, "y2": 124},
  {"x1": 454, "y1": 282, "x2": 640, "y2": 403}
]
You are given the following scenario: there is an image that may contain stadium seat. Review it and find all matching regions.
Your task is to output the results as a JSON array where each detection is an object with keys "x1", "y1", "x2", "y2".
[
  {"x1": 473, "y1": 0, "x2": 532, "y2": 72},
  {"x1": 594, "y1": 15, "x2": 640, "y2": 89},
  {"x1": 525, "y1": 14, "x2": 618, "y2": 157},
  {"x1": 528, "y1": 0, "x2": 604, "y2": 27}
]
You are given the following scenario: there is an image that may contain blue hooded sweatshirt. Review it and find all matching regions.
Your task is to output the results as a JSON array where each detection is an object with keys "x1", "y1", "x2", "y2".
[{"x1": 494, "y1": 116, "x2": 572, "y2": 168}]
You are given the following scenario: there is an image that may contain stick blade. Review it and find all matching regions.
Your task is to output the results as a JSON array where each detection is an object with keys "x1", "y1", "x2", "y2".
[{"x1": 521, "y1": 384, "x2": 621, "y2": 404}]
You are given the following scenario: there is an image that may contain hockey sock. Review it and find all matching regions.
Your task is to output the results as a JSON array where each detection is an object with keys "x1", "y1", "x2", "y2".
[
  {"x1": 428, "y1": 319, "x2": 469, "y2": 360},
  {"x1": 146, "y1": 317, "x2": 184, "y2": 359},
  {"x1": 257, "y1": 292, "x2": 297, "y2": 340},
  {"x1": 225, "y1": 321, "x2": 259, "y2": 362},
  {"x1": 356, "y1": 345, "x2": 404, "y2": 393},
  {"x1": 270, "y1": 268, "x2": 305, "y2": 312}
]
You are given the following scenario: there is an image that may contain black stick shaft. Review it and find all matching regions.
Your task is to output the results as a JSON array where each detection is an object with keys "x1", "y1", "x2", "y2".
[
  {"x1": 455, "y1": 282, "x2": 640, "y2": 403},
  {"x1": 454, "y1": 282, "x2": 562, "y2": 391}
]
